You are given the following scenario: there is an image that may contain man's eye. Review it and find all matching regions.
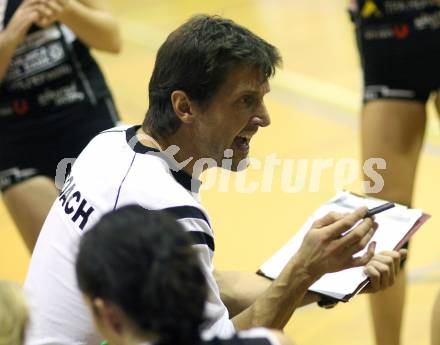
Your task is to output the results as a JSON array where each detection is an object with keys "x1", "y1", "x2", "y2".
[{"x1": 240, "y1": 96, "x2": 254, "y2": 106}]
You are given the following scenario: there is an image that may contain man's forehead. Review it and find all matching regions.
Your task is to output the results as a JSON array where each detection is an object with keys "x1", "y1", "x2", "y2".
[{"x1": 221, "y1": 65, "x2": 270, "y2": 95}]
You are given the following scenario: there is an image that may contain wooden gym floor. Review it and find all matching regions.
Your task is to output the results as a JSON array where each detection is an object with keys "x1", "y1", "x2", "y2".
[{"x1": 1, "y1": 1, "x2": 439, "y2": 345}]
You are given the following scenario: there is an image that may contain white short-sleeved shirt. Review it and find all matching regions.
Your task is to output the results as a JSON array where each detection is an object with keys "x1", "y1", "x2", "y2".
[{"x1": 24, "y1": 125, "x2": 235, "y2": 345}]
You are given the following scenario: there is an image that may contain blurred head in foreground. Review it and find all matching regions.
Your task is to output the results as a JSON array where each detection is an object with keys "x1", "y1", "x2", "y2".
[{"x1": 75, "y1": 205, "x2": 206, "y2": 345}]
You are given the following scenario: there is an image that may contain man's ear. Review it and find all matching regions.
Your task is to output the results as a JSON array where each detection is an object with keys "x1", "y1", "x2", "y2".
[
  {"x1": 93, "y1": 298, "x2": 124, "y2": 335},
  {"x1": 171, "y1": 90, "x2": 197, "y2": 124}
]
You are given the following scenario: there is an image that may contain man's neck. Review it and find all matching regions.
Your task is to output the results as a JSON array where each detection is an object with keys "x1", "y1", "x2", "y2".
[{"x1": 136, "y1": 126, "x2": 202, "y2": 180}]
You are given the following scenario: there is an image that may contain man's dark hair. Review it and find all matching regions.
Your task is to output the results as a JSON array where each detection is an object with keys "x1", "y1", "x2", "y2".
[
  {"x1": 144, "y1": 14, "x2": 282, "y2": 138},
  {"x1": 75, "y1": 205, "x2": 206, "y2": 345}
]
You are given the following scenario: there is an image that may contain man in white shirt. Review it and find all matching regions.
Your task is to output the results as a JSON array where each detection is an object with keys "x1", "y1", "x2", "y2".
[{"x1": 24, "y1": 14, "x2": 406, "y2": 345}]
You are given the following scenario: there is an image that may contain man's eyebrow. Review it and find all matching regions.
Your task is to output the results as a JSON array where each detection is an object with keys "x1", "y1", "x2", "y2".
[
  {"x1": 236, "y1": 90, "x2": 260, "y2": 96},
  {"x1": 235, "y1": 87, "x2": 269, "y2": 98},
  {"x1": 231, "y1": 90, "x2": 259, "y2": 102}
]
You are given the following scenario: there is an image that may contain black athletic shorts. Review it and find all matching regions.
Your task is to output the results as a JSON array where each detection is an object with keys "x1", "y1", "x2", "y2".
[
  {"x1": 352, "y1": 1, "x2": 440, "y2": 103},
  {"x1": 0, "y1": 97, "x2": 118, "y2": 192}
]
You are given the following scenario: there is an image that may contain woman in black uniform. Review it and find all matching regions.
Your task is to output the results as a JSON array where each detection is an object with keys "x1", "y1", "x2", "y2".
[
  {"x1": 0, "y1": 0, "x2": 121, "y2": 251},
  {"x1": 351, "y1": 1, "x2": 440, "y2": 345}
]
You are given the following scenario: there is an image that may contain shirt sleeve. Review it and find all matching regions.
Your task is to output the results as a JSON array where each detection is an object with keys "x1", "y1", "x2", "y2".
[{"x1": 236, "y1": 328, "x2": 281, "y2": 345}]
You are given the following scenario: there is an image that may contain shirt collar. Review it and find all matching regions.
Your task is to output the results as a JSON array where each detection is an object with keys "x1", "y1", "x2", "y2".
[{"x1": 125, "y1": 126, "x2": 202, "y2": 193}]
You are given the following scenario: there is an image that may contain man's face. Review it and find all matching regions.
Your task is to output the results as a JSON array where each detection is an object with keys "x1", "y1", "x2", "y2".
[{"x1": 191, "y1": 64, "x2": 271, "y2": 171}]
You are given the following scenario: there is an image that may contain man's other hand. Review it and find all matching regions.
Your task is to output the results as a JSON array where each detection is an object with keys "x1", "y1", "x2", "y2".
[{"x1": 363, "y1": 249, "x2": 407, "y2": 292}]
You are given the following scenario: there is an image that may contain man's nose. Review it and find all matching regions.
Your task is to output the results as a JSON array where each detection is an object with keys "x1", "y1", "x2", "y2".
[{"x1": 250, "y1": 105, "x2": 271, "y2": 127}]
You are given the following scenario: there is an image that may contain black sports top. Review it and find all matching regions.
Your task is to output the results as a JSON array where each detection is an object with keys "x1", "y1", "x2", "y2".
[{"x1": 0, "y1": 0, "x2": 112, "y2": 117}]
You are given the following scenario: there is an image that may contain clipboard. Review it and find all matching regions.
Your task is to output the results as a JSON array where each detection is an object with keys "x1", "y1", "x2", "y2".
[{"x1": 257, "y1": 191, "x2": 430, "y2": 302}]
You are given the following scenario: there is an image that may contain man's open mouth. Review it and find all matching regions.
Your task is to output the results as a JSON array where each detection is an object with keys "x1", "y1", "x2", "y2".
[{"x1": 233, "y1": 135, "x2": 250, "y2": 152}]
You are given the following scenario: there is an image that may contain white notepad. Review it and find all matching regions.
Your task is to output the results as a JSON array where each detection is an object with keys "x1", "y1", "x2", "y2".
[{"x1": 258, "y1": 191, "x2": 429, "y2": 301}]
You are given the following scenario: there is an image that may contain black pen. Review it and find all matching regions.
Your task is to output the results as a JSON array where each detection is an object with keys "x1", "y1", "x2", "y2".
[{"x1": 365, "y1": 202, "x2": 395, "y2": 218}]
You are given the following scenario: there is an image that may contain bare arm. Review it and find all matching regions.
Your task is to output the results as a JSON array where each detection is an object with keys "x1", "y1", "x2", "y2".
[
  {"x1": 230, "y1": 208, "x2": 404, "y2": 330},
  {"x1": 0, "y1": 0, "x2": 40, "y2": 81},
  {"x1": 0, "y1": 32, "x2": 19, "y2": 82},
  {"x1": 217, "y1": 249, "x2": 407, "y2": 323},
  {"x1": 231, "y1": 255, "x2": 317, "y2": 330},
  {"x1": 215, "y1": 270, "x2": 319, "y2": 317},
  {"x1": 215, "y1": 270, "x2": 265, "y2": 317},
  {"x1": 38, "y1": 0, "x2": 121, "y2": 53}
]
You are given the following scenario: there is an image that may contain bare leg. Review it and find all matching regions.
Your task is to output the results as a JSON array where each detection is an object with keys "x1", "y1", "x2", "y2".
[
  {"x1": 432, "y1": 290, "x2": 440, "y2": 345},
  {"x1": 3, "y1": 176, "x2": 59, "y2": 252},
  {"x1": 431, "y1": 93, "x2": 440, "y2": 345},
  {"x1": 435, "y1": 92, "x2": 440, "y2": 122},
  {"x1": 361, "y1": 100, "x2": 426, "y2": 345}
]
